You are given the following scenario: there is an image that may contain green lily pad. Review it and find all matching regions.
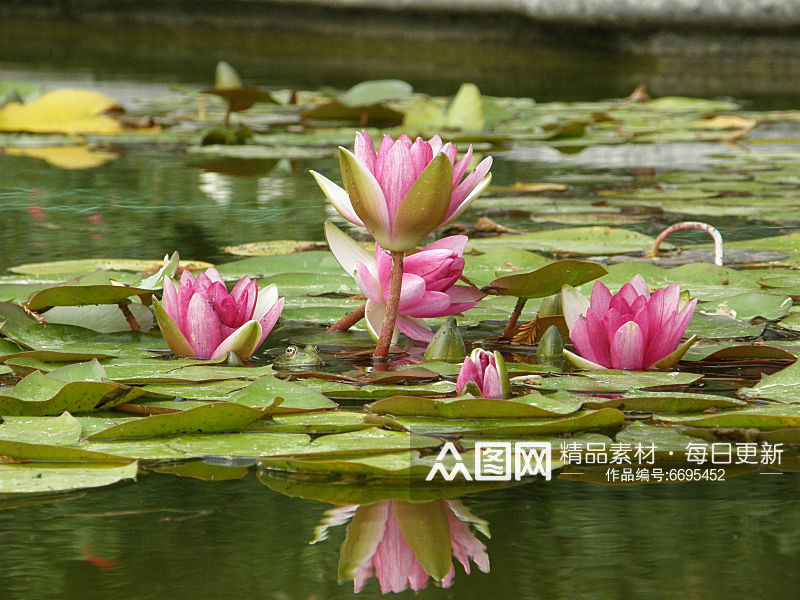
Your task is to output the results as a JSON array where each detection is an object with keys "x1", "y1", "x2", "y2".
[
  {"x1": 379, "y1": 408, "x2": 624, "y2": 436},
  {"x1": 615, "y1": 422, "x2": 710, "y2": 457},
  {"x1": 483, "y1": 260, "x2": 607, "y2": 298},
  {"x1": 529, "y1": 371, "x2": 703, "y2": 392},
  {"x1": 226, "y1": 375, "x2": 337, "y2": 413},
  {"x1": 262, "y1": 412, "x2": 370, "y2": 434},
  {"x1": 25, "y1": 276, "x2": 154, "y2": 311},
  {"x1": 79, "y1": 439, "x2": 190, "y2": 461},
  {"x1": 466, "y1": 227, "x2": 660, "y2": 255},
  {"x1": 655, "y1": 404, "x2": 800, "y2": 430},
  {"x1": 0, "y1": 461, "x2": 138, "y2": 494},
  {"x1": 740, "y1": 360, "x2": 800, "y2": 403},
  {"x1": 685, "y1": 314, "x2": 765, "y2": 339},
  {"x1": 150, "y1": 461, "x2": 249, "y2": 481},
  {"x1": 0, "y1": 439, "x2": 131, "y2": 463},
  {"x1": 699, "y1": 293, "x2": 792, "y2": 321},
  {"x1": 86, "y1": 402, "x2": 269, "y2": 440},
  {"x1": 7, "y1": 258, "x2": 213, "y2": 276},
  {"x1": 584, "y1": 390, "x2": 747, "y2": 412},
  {"x1": 0, "y1": 362, "x2": 144, "y2": 416},
  {"x1": 366, "y1": 391, "x2": 583, "y2": 418},
  {"x1": 170, "y1": 428, "x2": 438, "y2": 458},
  {"x1": 0, "y1": 412, "x2": 82, "y2": 445}
]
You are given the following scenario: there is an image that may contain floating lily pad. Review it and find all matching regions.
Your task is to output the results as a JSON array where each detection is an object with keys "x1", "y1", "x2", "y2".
[
  {"x1": 149, "y1": 461, "x2": 250, "y2": 481},
  {"x1": 226, "y1": 376, "x2": 337, "y2": 413},
  {"x1": 366, "y1": 391, "x2": 583, "y2": 418},
  {"x1": 0, "y1": 361, "x2": 144, "y2": 416},
  {"x1": 378, "y1": 408, "x2": 624, "y2": 436},
  {"x1": 0, "y1": 413, "x2": 82, "y2": 445},
  {"x1": 529, "y1": 371, "x2": 702, "y2": 392},
  {"x1": 9, "y1": 258, "x2": 212, "y2": 276},
  {"x1": 699, "y1": 293, "x2": 792, "y2": 321},
  {"x1": 466, "y1": 227, "x2": 661, "y2": 255},
  {"x1": 615, "y1": 422, "x2": 710, "y2": 457},
  {"x1": 86, "y1": 402, "x2": 269, "y2": 440},
  {"x1": 740, "y1": 360, "x2": 800, "y2": 403},
  {"x1": 584, "y1": 390, "x2": 746, "y2": 412},
  {"x1": 655, "y1": 405, "x2": 800, "y2": 430},
  {"x1": 483, "y1": 259, "x2": 607, "y2": 298},
  {"x1": 0, "y1": 461, "x2": 139, "y2": 494}
]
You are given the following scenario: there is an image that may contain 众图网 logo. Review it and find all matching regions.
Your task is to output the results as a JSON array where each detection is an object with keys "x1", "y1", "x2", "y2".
[{"x1": 426, "y1": 441, "x2": 552, "y2": 482}]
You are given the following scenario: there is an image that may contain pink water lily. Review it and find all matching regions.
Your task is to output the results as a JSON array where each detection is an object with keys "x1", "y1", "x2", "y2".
[
  {"x1": 456, "y1": 348, "x2": 510, "y2": 399},
  {"x1": 325, "y1": 221, "x2": 483, "y2": 343},
  {"x1": 322, "y1": 500, "x2": 489, "y2": 594},
  {"x1": 154, "y1": 267, "x2": 284, "y2": 360},
  {"x1": 311, "y1": 131, "x2": 493, "y2": 252},
  {"x1": 561, "y1": 275, "x2": 697, "y2": 370}
]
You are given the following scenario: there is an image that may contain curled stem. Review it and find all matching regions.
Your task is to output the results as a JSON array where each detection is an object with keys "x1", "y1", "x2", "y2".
[
  {"x1": 327, "y1": 303, "x2": 366, "y2": 332},
  {"x1": 374, "y1": 251, "x2": 404, "y2": 359},
  {"x1": 650, "y1": 221, "x2": 724, "y2": 266}
]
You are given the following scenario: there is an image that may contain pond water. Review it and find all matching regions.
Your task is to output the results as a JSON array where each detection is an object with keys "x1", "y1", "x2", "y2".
[{"x1": 2, "y1": 18, "x2": 800, "y2": 600}]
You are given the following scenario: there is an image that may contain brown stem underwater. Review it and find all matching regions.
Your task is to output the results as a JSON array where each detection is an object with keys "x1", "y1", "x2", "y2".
[
  {"x1": 327, "y1": 304, "x2": 366, "y2": 332},
  {"x1": 502, "y1": 297, "x2": 528, "y2": 339}
]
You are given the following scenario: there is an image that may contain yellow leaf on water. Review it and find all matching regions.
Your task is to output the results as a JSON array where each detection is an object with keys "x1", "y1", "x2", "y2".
[
  {"x1": 692, "y1": 115, "x2": 757, "y2": 130},
  {"x1": 0, "y1": 89, "x2": 126, "y2": 134},
  {"x1": 4, "y1": 145, "x2": 118, "y2": 169}
]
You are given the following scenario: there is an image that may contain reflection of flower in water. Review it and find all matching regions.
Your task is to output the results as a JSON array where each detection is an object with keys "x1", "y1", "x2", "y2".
[
  {"x1": 198, "y1": 171, "x2": 233, "y2": 205},
  {"x1": 255, "y1": 176, "x2": 288, "y2": 205},
  {"x1": 312, "y1": 499, "x2": 490, "y2": 594}
]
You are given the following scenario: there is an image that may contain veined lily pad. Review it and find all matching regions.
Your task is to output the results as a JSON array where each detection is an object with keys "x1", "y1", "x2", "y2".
[
  {"x1": 466, "y1": 227, "x2": 660, "y2": 255},
  {"x1": 740, "y1": 360, "x2": 800, "y2": 403},
  {"x1": 226, "y1": 375, "x2": 337, "y2": 413},
  {"x1": 0, "y1": 412, "x2": 82, "y2": 445},
  {"x1": 377, "y1": 408, "x2": 625, "y2": 436},
  {"x1": 261, "y1": 412, "x2": 370, "y2": 434},
  {"x1": 170, "y1": 428, "x2": 438, "y2": 459},
  {"x1": 86, "y1": 402, "x2": 269, "y2": 440},
  {"x1": 583, "y1": 390, "x2": 747, "y2": 412},
  {"x1": 483, "y1": 260, "x2": 607, "y2": 298},
  {"x1": 699, "y1": 293, "x2": 792, "y2": 321},
  {"x1": 528, "y1": 370, "x2": 702, "y2": 392},
  {"x1": 0, "y1": 461, "x2": 139, "y2": 494},
  {"x1": 0, "y1": 361, "x2": 144, "y2": 416},
  {"x1": 655, "y1": 404, "x2": 800, "y2": 430},
  {"x1": 366, "y1": 391, "x2": 583, "y2": 418}
]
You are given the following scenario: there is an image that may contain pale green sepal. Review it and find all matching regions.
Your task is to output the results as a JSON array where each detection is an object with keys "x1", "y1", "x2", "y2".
[
  {"x1": 324, "y1": 221, "x2": 375, "y2": 279},
  {"x1": 210, "y1": 320, "x2": 262, "y2": 361},
  {"x1": 389, "y1": 152, "x2": 453, "y2": 251},
  {"x1": 492, "y1": 350, "x2": 511, "y2": 399},
  {"x1": 338, "y1": 502, "x2": 389, "y2": 582},
  {"x1": 339, "y1": 147, "x2": 392, "y2": 248},
  {"x1": 563, "y1": 348, "x2": 606, "y2": 371},
  {"x1": 215, "y1": 61, "x2": 243, "y2": 88},
  {"x1": 561, "y1": 284, "x2": 590, "y2": 331},
  {"x1": 392, "y1": 501, "x2": 452, "y2": 582},
  {"x1": 364, "y1": 300, "x2": 398, "y2": 345},
  {"x1": 651, "y1": 335, "x2": 698, "y2": 370},
  {"x1": 152, "y1": 297, "x2": 196, "y2": 358}
]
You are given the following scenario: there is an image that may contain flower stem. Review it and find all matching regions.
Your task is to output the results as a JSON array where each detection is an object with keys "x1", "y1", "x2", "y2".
[
  {"x1": 502, "y1": 297, "x2": 528, "y2": 339},
  {"x1": 327, "y1": 303, "x2": 366, "y2": 332},
  {"x1": 374, "y1": 250, "x2": 404, "y2": 359},
  {"x1": 649, "y1": 221, "x2": 724, "y2": 266}
]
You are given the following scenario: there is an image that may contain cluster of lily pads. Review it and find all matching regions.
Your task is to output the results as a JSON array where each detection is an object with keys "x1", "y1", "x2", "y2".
[{"x1": 6, "y1": 67, "x2": 800, "y2": 592}]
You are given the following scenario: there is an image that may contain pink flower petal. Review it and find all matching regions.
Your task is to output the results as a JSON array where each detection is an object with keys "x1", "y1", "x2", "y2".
[
  {"x1": 447, "y1": 156, "x2": 493, "y2": 216},
  {"x1": 456, "y1": 356, "x2": 480, "y2": 393},
  {"x1": 354, "y1": 262, "x2": 384, "y2": 304},
  {"x1": 452, "y1": 145, "x2": 474, "y2": 186},
  {"x1": 256, "y1": 296, "x2": 284, "y2": 349},
  {"x1": 609, "y1": 321, "x2": 646, "y2": 370},
  {"x1": 354, "y1": 129, "x2": 376, "y2": 172},
  {"x1": 185, "y1": 294, "x2": 222, "y2": 359},
  {"x1": 424, "y1": 235, "x2": 468, "y2": 254},
  {"x1": 589, "y1": 281, "x2": 613, "y2": 317},
  {"x1": 400, "y1": 291, "x2": 452, "y2": 318},
  {"x1": 396, "y1": 315, "x2": 434, "y2": 342},
  {"x1": 377, "y1": 138, "x2": 416, "y2": 219}
]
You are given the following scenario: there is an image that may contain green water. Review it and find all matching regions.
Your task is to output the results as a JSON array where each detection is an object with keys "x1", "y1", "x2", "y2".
[{"x1": 2, "y1": 472, "x2": 799, "y2": 600}]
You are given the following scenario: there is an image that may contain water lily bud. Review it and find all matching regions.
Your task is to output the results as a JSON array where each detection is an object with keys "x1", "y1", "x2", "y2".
[
  {"x1": 536, "y1": 325, "x2": 565, "y2": 369},
  {"x1": 538, "y1": 294, "x2": 562, "y2": 318},
  {"x1": 424, "y1": 317, "x2": 467, "y2": 361},
  {"x1": 456, "y1": 348, "x2": 511, "y2": 399}
]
